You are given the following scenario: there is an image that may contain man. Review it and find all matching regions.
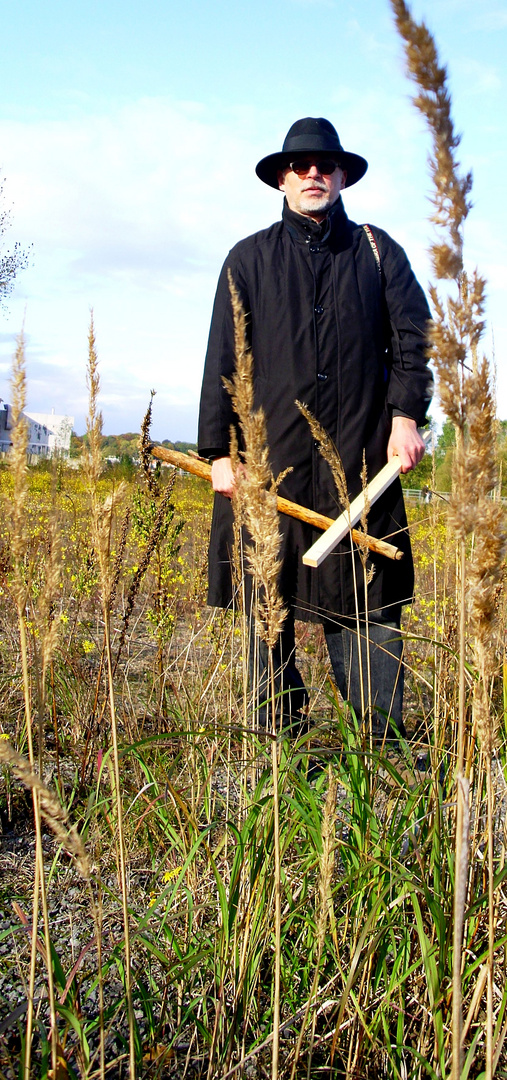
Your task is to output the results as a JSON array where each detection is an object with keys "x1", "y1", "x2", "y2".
[{"x1": 198, "y1": 117, "x2": 432, "y2": 741}]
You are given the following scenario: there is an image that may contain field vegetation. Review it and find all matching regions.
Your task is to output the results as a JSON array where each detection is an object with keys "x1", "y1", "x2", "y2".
[
  {"x1": 1, "y1": 384, "x2": 506, "y2": 1080},
  {"x1": 1, "y1": 3, "x2": 507, "y2": 1079}
]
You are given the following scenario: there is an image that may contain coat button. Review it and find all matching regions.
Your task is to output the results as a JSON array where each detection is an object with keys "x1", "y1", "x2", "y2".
[
  {"x1": 317, "y1": 372, "x2": 328, "y2": 381},
  {"x1": 309, "y1": 245, "x2": 320, "y2": 253},
  {"x1": 314, "y1": 304, "x2": 324, "y2": 315}
]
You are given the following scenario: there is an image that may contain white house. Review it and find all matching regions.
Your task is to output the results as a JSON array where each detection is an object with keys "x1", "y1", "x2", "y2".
[{"x1": 0, "y1": 402, "x2": 74, "y2": 459}]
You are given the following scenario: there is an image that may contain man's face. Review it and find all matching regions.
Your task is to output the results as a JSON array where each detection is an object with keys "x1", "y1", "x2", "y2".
[{"x1": 277, "y1": 159, "x2": 347, "y2": 221}]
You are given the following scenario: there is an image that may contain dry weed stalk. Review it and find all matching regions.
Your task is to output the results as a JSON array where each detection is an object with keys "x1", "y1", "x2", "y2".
[
  {"x1": 391, "y1": 3, "x2": 507, "y2": 1077},
  {"x1": 32, "y1": 494, "x2": 62, "y2": 780},
  {"x1": 7, "y1": 330, "x2": 60, "y2": 1078},
  {"x1": 113, "y1": 471, "x2": 177, "y2": 675},
  {"x1": 83, "y1": 313, "x2": 136, "y2": 1080},
  {"x1": 223, "y1": 270, "x2": 286, "y2": 1080},
  {"x1": 108, "y1": 504, "x2": 131, "y2": 610},
  {"x1": 7, "y1": 332, "x2": 90, "y2": 1077},
  {"x1": 139, "y1": 388, "x2": 158, "y2": 492}
]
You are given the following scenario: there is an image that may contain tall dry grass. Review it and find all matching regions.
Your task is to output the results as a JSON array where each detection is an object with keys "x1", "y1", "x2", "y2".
[
  {"x1": 1, "y1": 398, "x2": 506, "y2": 1079},
  {"x1": 83, "y1": 313, "x2": 136, "y2": 1079},
  {"x1": 391, "y1": 2, "x2": 507, "y2": 1077},
  {"x1": 223, "y1": 270, "x2": 288, "y2": 1080},
  {"x1": 6, "y1": 330, "x2": 62, "y2": 1078}
]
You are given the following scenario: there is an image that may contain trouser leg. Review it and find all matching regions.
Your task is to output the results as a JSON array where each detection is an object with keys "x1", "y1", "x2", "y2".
[
  {"x1": 324, "y1": 617, "x2": 406, "y2": 740},
  {"x1": 249, "y1": 609, "x2": 309, "y2": 734}
]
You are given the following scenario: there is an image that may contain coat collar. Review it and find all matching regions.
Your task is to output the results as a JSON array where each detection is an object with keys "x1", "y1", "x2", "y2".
[{"x1": 282, "y1": 194, "x2": 349, "y2": 245}]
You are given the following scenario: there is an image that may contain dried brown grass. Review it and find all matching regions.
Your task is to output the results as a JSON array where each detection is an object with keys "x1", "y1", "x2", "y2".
[
  {"x1": 223, "y1": 270, "x2": 287, "y2": 651},
  {"x1": 223, "y1": 270, "x2": 287, "y2": 1080},
  {"x1": 391, "y1": 3, "x2": 507, "y2": 1076}
]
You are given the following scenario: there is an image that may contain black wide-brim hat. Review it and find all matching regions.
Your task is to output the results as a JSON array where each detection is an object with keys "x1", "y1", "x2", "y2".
[{"x1": 256, "y1": 117, "x2": 368, "y2": 190}]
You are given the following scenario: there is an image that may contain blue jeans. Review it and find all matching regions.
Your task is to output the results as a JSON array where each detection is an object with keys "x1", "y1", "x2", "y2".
[
  {"x1": 250, "y1": 611, "x2": 405, "y2": 740},
  {"x1": 249, "y1": 615, "x2": 309, "y2": 734},
  {"x1": 324, "y1": 617, "x2": 405, "y2": 740}
]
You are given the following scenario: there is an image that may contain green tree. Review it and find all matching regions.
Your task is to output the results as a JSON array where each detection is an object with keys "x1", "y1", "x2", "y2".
[
  {"x1": 497, "y1": 419, "x2": 507, "y2": 497},
  {"x1": 434, "y1": 418, "x2": 455, "y2": 491},
  {"x1": 0, "y1": 176, "x2": 31, "y2": 307}
]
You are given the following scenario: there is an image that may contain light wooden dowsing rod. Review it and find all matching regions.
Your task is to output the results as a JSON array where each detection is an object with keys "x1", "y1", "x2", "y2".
[
  {"x1": 150, "y1": 444, "x2": 403, "y2": 562},
  {"x1": 302, "y1": 431, "x2": 432, "y2": 569}
]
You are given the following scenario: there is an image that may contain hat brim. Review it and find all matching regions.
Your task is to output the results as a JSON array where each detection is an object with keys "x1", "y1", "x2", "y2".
[{"x1": 255, "y1": 149, "x2": 368, "y2": 190}]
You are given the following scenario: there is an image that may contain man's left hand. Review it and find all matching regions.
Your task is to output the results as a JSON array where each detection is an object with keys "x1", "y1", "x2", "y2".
[{"x1": 387, "y1": 416, "x2": 426, "y2": 474}]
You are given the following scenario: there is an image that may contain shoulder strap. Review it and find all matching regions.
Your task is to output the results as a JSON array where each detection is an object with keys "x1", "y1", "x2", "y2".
[{"x1": 363, "y1": 224, "x2": 381, "y2": 274}]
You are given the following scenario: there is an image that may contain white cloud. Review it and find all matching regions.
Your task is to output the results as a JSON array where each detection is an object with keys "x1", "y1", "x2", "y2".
[
  {"x1": 1, "y1": 86, "x2": 506, "y2": 435},
  {"x1": 0, "y1": 99, "x2": 282, "y2": 437},
  {"x1": 1, "y1": 100, "x2": 276, "y2": 286}
]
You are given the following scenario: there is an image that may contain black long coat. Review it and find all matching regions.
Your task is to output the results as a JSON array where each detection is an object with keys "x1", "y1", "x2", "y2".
[{"x1": 198, "y1": 197, "x2": 432, "y2": 627}]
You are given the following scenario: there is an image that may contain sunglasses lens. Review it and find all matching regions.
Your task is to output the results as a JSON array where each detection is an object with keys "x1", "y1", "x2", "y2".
[{"x1": 290, "y1": 160, "x2": 338, "y2": 176}]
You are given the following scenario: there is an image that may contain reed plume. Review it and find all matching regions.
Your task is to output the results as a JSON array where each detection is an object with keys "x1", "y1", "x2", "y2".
[
  {"x1": 295, "y1": 401, "x2": 373, "y2": 723},
  {"x1": 8, "y1": 330, "x2": 29, "y2": 613},
  {"x1": 390, "y1": 0, "x2": 472, "y2": 280},
  {"x1": 8, "y1": 333, "x2": 62, "y2": 769},
  {"x1": 229, "y1": 424, "x2": 247, "y2": 604},
  {"x1": 295, "y1": 399, "x2": 348, "y2": 510},
  {"x1": 391, "y1": 3, "x2": 506, "y2": 1076},
  {"x1": 223, "y1": 269, "x2": 286, "y2": 1080},
  {"x1": 223, "y1": 269, "x2": 287, "y2": 649}
]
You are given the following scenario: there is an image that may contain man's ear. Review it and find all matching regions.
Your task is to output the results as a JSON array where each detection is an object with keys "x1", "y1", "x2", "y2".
[
  {"x1": 340, "y1": 170, "x2": 348, "y2": 189},
  {"x1": 277, "y1": 169, "x2": 286, "y2": 192}
]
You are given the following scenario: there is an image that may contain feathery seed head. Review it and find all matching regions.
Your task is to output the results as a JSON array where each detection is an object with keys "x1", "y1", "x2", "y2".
[
  {"x1": 225, "y1": 272, "x2": 286, "y2": 647},
  {"x1": 295, "y1": 400, "x2": 349, "y2": 510}
]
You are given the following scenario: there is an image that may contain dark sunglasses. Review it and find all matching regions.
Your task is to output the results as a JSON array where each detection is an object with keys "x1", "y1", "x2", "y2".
[{"x1": 289, "y1": 159, "x2": 342, "y2": 176}]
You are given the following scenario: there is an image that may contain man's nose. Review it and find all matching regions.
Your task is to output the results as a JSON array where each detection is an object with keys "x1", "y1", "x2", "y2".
[{"x1": 307, "y1": 164, "x2": 322, "y2": 177}]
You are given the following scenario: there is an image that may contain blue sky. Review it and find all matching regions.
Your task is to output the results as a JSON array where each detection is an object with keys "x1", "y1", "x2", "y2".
[{"x1": 0, "y1": 0, "x2": 505, "y2": 440}]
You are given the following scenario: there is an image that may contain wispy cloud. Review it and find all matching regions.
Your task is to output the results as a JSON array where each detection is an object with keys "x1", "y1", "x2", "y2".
[
  {"x1": 0, "y1": 99, "x2": 281, "y2": 437},
  {"x1": 1, "y1": 100, "x2": 276, "y2": 289},
  {"x1": 0, "y1": 80, "x2": 505, "y2": 434}
]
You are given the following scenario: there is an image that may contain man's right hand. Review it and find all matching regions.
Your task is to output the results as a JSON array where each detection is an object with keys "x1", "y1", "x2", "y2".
[{"x1": 211, "y1": 456, "x2": 237, "y2": 499}]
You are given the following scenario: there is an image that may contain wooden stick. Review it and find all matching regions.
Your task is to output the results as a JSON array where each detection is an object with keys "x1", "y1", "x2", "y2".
[
  {"x1": 303, "y1": 457, "x2": 402, "y2": 568},
  {"x1": 150, "y1": 444, "x2": 403, "y2": 562},
  {"x1": 302, "y1": 431, "x2": 431, "y2": 567}
]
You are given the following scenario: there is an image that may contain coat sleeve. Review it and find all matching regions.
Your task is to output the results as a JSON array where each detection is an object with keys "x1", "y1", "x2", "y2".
[
  {"x1": 375, "y1": 229, "x2": 433, "y2": 426},
  {"x1": 197, "y1": 248, "x2": 250, "y2": 459}
]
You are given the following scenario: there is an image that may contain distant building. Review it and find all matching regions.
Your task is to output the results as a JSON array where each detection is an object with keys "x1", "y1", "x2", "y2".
[{"x1": 0, "y1": 402, "x2": 74, "y2": 459}]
